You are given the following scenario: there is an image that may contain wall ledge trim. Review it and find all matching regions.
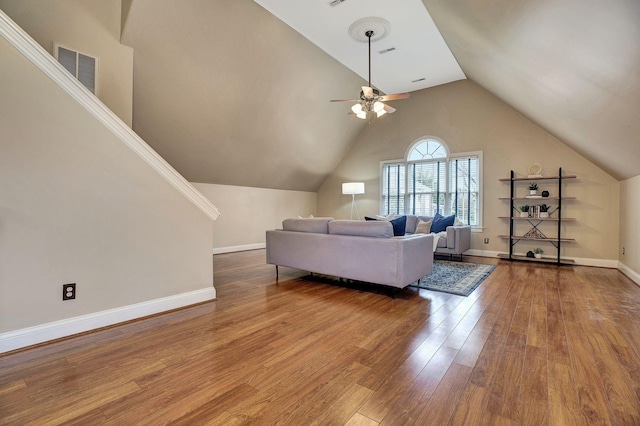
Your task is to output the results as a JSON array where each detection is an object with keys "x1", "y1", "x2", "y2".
[
  {"x1": 0, "y1": 287, "x2": 216, "y2": 354},
  {"x1": 0, "y1": 10, "x2": 220, "y2": 220}
]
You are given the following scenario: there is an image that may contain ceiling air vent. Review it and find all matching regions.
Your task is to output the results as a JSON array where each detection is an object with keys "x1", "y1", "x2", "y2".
[
  {"x1": 378, "y1": 47, "x2": 396, "y2": 54},
  {"x1": 412, "y1": 77, "x2": 426, "y2": 83},
  {"x1": 328, "y1": 0, "x2": 347, "y2": 6}
]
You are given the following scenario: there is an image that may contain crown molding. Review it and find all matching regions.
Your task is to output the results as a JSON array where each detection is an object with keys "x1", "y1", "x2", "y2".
[{"x1": 0, "y1": 10, "x2": 220, "y2": 220}]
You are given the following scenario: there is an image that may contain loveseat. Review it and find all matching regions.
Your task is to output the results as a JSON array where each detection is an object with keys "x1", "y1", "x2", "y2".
[{"x1": 266, "y1": 217, "x2": 433, "y2": 293}]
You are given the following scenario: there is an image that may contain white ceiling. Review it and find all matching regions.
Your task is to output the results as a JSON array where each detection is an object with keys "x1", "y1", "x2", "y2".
[{"x1": 253, "y1": 0, "x2": 465, "y2": 96}]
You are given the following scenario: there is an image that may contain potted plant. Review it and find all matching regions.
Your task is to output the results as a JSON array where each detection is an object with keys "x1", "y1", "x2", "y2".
[
  {"x1": 529, "y1": 182, "x2": 539, "y2": 195},
  {"x1": 539, "y1": 204, "x2": 550, "y2": 218},
  {"x1": 519, "y1": 205, "x2": 530, "y2": 217},
  {"x1": 534, "y1": 247, "x2": 543, "y2": 259}
]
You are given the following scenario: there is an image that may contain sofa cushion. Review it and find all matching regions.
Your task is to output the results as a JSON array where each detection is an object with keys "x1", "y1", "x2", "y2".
[
  {"x1": 415, "y1": 219, "x2": 432, "y2": 234},
  {"x1": 404, "y1": 215, "x2": 434, "y2": 234},
  {"x1": 431, "y1": 213, "x2": 456, "y2": 233},
  {"x1": 329, "y1": 220, "x2": 393, "y2": 238},
  {"x1": 282, "y1": 217, "x2": 334, "y2": 234}
]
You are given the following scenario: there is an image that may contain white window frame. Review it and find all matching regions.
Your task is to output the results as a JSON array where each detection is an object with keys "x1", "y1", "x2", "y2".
[{"x1": 379, "y1": 137, "x2": 484, "y2": 231}]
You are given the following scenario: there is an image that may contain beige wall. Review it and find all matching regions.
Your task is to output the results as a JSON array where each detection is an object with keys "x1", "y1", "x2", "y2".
[
  {"x1": 619, "y1": 175, "x2": 640, "y2": 276},
  {"x1": 193, "y1": 183, "x2": 316, "y2": 251},
  {"x1": 0, "y1": 0, "x2": 134, "y2": 126},
  {"x1": 317, "y1": 80, "x2": 620, "y2": 263},
  {"x1": 0, "y1": 36, "x2": 212, "y2": 333}
]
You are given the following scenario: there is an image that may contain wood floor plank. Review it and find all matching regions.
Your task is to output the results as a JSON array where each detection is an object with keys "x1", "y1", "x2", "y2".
[
  {"x1": 1, "y1": 252, "x2": 640, "y2": 425},
  {"x1": 516, "y1": 345, "x2": 548, "y2": 425},
  {"x1": 447, "y1": 382, "x2": 489, "y2": 426},
  {"x1": 409, "y1": 362, "x2": 473, "y2": 426},
  {"x1": 563, "y1": 320, "x2": 616, "y2": 425},
  {"x1": 548, "y1": 362, "x2": 582, "y2": 426},
  {"x1": 485, "y1": 331, "x2": 527, "y2": 420}
]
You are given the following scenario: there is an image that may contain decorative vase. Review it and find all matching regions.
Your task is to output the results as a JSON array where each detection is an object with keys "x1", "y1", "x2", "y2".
[
  {"x1": 520, "y1": 212, "x2": 528, "y2": 217},
  {"x1": 540, "y1": 212, "x2": 549, "y2": 218},
  {"x1": 534, "y1": 253, "x2": 542, "y2": 259},
  {"x1": 530, "y1": 190, "x2": 537, "y2": 195}
]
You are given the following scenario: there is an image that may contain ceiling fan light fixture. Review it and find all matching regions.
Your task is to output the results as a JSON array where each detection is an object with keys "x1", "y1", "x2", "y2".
[{"x1": 330, "y1": 17, "x2": 409, "y2": 119}]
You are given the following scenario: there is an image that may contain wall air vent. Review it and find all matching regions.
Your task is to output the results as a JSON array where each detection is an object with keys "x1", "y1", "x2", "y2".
[
  {"x1": 378, "y1": 47, "x2": 396, "y2": 54},
  {"x1": 411, "y1": 77, "x2": 426, "y2": 83},
  {"x1": 54, "y1": 43, "x2": 98, "y2": 94},
  {"x1": 328, "y1": 0, "x2": 347, "y2": 6}
]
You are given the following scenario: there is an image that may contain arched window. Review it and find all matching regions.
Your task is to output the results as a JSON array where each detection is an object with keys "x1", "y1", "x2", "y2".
[{"x1": 381, "y1": 137, "x2": 482, "y2": 227}]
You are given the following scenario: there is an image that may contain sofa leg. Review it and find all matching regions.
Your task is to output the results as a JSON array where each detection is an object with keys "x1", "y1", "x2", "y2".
[{"x1": 275, "y1": 265, "x2": 279, "y2": 278}]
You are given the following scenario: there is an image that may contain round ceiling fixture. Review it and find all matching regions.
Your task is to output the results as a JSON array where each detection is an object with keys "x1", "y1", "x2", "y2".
[{"x1": 348, "y1": 17, "x2": 390, "y2": 43}]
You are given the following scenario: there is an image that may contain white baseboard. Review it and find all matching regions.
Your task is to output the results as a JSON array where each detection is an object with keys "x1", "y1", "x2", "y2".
[
  {"x1": 0, "y1": 287, "x2": 216, "y2": 354},
  {"x1": 618, "y1": 262, "x2": 640, "y2": 287},
  {"x1": 465, "y1": 249, "x2": 502, "y2": 258},
  {"x1": 213, "y1": 243, "x2": 266, "y2": 255},
  {"x1": 465, "y1": 250, "x2": 618, "y2": 268}
]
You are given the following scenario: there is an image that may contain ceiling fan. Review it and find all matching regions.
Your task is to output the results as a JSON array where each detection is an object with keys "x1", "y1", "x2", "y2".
[{"x1": 330, "y1": 29, "x2": 410, "y2": 119}]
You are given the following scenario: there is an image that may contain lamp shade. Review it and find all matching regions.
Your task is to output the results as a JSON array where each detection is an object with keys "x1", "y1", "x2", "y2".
[{"x1": 342, "y1": 182, "x2": 365, "y2": 195}]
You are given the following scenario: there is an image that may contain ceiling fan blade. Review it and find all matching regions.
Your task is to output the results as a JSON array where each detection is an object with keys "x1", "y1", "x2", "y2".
[
  {"x1": 378, "y1": 93, "x2": 410, "y2": 102},
  {"x1": 362, "y1": 86, "x2": 374, "y2": 98},
  {"x1": 383, "y1": 104, "x2": 396, "y2": 114},
  {"x1": 330, "y1": 99, "x2": 360, "y2": 103}
]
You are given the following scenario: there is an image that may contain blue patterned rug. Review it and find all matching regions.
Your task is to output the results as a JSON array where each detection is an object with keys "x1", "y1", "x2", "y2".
[{"x1": 411, "y1": 260, "x2": 496, "y2": 296}]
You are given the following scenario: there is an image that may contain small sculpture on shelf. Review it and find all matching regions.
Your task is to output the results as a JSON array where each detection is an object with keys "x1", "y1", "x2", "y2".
[
  {"x1": 524, "y1": 227, "x2": 545, "y2": 239},
  {"x1": 527, "y1": 163, "x2": 543, "y2": 178},
  {"x1": 541, "y1": 190, "x2": 550, "y2": 197}
]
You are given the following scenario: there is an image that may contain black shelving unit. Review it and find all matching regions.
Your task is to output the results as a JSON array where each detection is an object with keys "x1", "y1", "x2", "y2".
[{"x1": 498, "y1": 167, "x2": 576, "y2": 265}]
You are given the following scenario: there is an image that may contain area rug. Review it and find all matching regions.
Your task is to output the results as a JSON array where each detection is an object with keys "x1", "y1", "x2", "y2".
[{"x1": 411, "y1": 260, "x2": 496, "y2": 296}]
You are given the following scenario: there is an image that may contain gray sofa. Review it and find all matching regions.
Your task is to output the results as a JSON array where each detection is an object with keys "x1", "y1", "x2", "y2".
[
  {"x1": 266, "y1": 218, "x2": 433, "y2": 293},
  {"x1": 403, "y1": 215, "x2": 471, "y2": 260}
]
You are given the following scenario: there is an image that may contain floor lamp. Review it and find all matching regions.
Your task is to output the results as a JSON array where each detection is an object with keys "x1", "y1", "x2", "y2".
[{"x1": 342, "y1": 182, "x2": 365, "y2": 220}]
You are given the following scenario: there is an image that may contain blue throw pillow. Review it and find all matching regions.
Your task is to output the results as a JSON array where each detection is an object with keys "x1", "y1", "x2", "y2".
[
  {"x1": 364, "y1": 215, "x2": 406, "y2": 236},
  {"x1": 390, "y1": 215, "x2": 407, "y2": 236},
  {"x1": 431, "y1": 213, "x2": 455, "y2": 233}
]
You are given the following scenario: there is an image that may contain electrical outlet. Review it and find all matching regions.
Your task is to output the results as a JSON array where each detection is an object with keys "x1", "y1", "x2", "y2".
[
  {"x1": 63, "y1": 283, "x2": 76, "y2": 300},
  {"x1": 484, "y1": 238, "x2": 489, "y2": 244}
]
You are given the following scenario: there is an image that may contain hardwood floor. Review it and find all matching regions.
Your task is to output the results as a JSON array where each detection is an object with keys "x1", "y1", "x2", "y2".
[{"x1": 2, "y1": 250, "x2": 640, "y2": 425}]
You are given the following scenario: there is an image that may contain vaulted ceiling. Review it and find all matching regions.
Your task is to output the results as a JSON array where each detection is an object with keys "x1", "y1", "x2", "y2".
[{"x1": 121, "y1": 0, "x2": 640, "y2": 191}]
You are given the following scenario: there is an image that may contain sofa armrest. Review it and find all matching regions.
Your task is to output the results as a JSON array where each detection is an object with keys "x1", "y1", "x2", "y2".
[{"x1": 446, "y1": 225, "x2": 471, "y2": 252}]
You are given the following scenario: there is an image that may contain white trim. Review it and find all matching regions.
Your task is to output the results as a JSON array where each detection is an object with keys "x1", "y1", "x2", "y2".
[
  {"x1": 465, "y1": 249, "x2": 502, "y2": 258},
  {"x1": 618, "y1": 262, "x2": 640, "y2": 287},
  {"x1": 0, "y1": 287, "x2": 216, "y2": 354},
  {"x1": 0, "y1": 10, "x2": 220, "y2": 221},
  {"x1": 467, "y1": 250, "x2": 619, "y2": 268},
  {"x1": 213, "y1": 243, "x2": 266, "y2": 255}
]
